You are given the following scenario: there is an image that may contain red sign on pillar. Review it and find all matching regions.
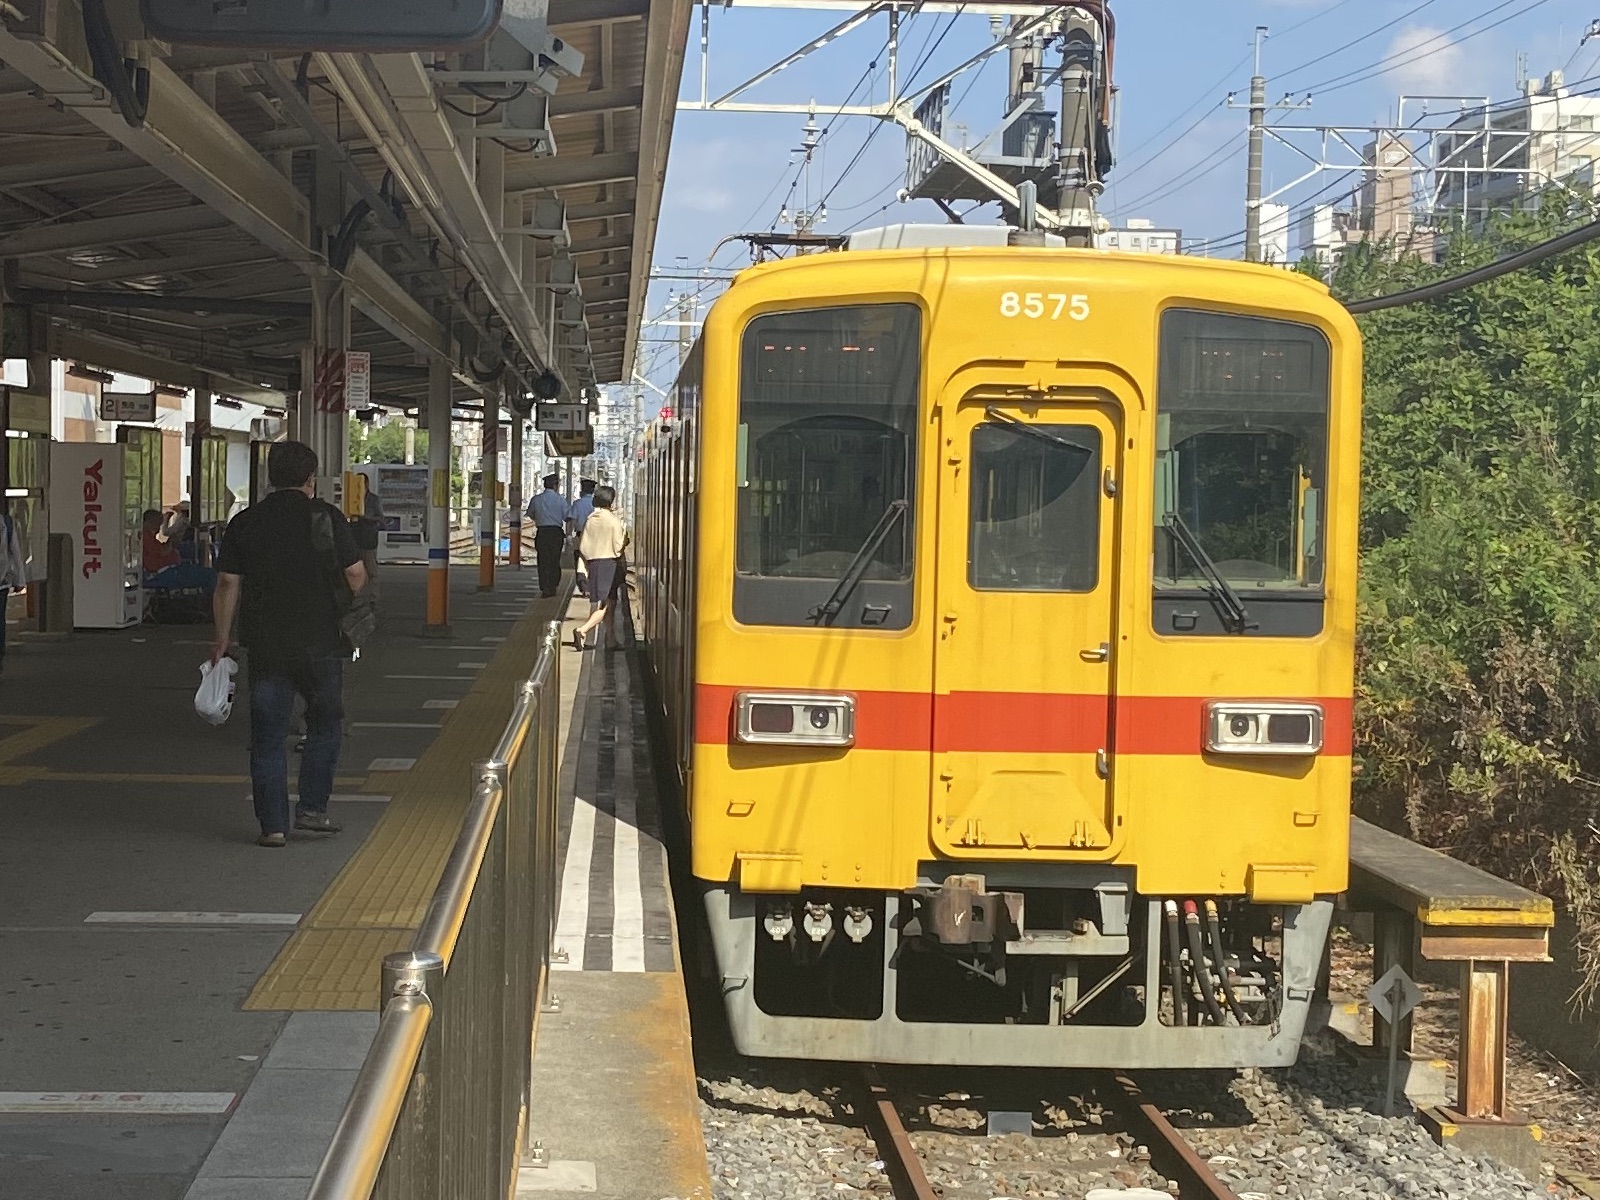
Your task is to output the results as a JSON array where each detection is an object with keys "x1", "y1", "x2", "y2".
[{"x1": 482, "y1": 418, "x2": 500, "y2": 456}]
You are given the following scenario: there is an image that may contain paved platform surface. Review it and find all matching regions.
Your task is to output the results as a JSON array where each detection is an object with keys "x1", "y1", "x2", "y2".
[
  {"x1": 521, "y1": 601, "x2": 711, "y2": 1199},
  {"x1": 0, "y1": 564, "x2": 556, "y2": 1200}
]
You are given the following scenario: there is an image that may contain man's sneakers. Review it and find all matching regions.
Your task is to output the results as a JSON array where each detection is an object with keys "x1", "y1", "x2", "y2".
[
  {"x1": 294, "y1": 812, "x2": 342, "y2": 834},
  {"x1": 258, "y1": 832, "x2": 287, "y2": 848}
]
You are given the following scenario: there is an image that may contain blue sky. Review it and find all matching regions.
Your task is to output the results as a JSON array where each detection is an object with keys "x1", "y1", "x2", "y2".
[{"x1": 633, "y1": 0, "x2": 1595, "y2": 387}]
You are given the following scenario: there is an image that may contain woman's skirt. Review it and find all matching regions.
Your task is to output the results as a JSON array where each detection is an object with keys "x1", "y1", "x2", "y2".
[{"x1": 586, "y1": 556, "x2": 620, "y2": 610}]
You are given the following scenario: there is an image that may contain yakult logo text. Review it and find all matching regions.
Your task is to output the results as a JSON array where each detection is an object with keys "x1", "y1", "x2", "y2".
[{"x1": 82, "y1": 459, "x2": 103, "y2": 579}]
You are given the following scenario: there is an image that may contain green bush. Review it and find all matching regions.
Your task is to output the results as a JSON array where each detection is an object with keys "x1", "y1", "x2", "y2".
[{"x1": 1332, "y1": 206, "x2": 1600, "y2": 1007}]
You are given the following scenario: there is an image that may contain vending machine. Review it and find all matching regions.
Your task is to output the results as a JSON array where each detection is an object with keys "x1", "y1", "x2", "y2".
[
  {"x1": 354, "y1": 463, "x2": 430, "y2": 562},
  {"x1": 48, "y1": 432, "x2": 162, "y2": 629}
]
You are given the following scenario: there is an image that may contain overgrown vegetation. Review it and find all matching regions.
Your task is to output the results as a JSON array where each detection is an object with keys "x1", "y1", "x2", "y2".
[{"x1": 1320, "y1": 204, "x2": 1600, "y2": 1007}]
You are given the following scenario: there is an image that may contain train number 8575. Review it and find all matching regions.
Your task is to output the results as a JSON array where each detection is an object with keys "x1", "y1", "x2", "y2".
[{"x1": 999, "y1": 291, "x2": 1090, "y2": 321}]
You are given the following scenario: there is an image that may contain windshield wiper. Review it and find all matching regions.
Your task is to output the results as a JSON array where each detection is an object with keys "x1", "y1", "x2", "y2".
[
  {"x1": 810, "y1": 499, "x2": 909, "y2": 626},
  {"x1": 984, "y1": 408, "x2": 1096, "y2": 459},
  {"x1": 1163, "y1": 513, "x2": 1255, "y2": 634}
]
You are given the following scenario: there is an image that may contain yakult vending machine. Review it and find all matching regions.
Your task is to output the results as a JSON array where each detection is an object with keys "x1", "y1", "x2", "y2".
[{"x1": 48, "y1": 431, "x2": 162, "y2": 629}]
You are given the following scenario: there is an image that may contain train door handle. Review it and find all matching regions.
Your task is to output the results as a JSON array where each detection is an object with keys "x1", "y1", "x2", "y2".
[{"x1": 1080, "y1": 643, "x2": 1110, "y2": 663}]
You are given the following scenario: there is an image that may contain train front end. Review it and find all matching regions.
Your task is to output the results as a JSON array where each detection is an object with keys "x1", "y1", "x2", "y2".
[{"x1": 678, "y1": 237, "x2": 1361, "y2": 1068}]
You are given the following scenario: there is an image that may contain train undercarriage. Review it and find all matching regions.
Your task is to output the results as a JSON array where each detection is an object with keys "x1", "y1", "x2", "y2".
[{"x1": 701, "y1": 866, "x2": 1333, "y2": 1068}]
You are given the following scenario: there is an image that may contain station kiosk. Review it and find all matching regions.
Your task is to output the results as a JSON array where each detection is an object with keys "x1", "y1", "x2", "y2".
[{"x1": 48, "y1": 427, "x2": 162, "y2": 629}]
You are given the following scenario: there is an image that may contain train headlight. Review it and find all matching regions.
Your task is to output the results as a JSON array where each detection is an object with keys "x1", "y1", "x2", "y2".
[
  {"x1": 1205, "y1": 702, "x2": 1323, "y2": 756},
  {"x1": 735, "y1": 692, "x2": 855, "y2": 747}
]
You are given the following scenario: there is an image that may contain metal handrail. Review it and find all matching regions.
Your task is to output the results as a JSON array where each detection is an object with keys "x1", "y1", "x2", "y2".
[{"x1": 306, "y1": 619, "x2": 564, "y2": 1200}]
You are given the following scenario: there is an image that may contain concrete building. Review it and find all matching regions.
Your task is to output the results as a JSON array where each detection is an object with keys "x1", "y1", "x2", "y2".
[
  {"x1": 1099, "y1": 217, "x2": 1182, "y2": 254},
  {"x1": 1260, "y1": 201, "x2": 1292, "y2": 266},
  {"x1": 1436, "y1": 68, "x2": 1600, "y2": 221},
  {"x1": 1296, "y1": 133, "x2": 1436, "y2": 267}
]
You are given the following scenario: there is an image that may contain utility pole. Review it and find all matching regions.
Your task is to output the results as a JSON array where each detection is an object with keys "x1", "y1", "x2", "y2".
[
  {"x1": 1245, "y1": 26, "x2": 1268, "y2": 263},
  {"x1": 1229, "y1": 27, "x2": 1311, "y2": 263}
]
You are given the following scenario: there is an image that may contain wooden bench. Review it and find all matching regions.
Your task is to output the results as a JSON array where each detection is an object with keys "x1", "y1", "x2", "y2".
[{"x1": 1345, "y1": 818, "x2": 1554, "y2": 1129}]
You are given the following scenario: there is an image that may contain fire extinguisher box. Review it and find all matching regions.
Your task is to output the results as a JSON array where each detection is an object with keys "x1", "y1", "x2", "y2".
[{"x1": 48, "y1": 442, "x2": 147, "y2": 629}]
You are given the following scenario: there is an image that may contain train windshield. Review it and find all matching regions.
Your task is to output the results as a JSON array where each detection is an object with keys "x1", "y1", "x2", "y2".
[
  {"x1": 734, "y1": 304, "x2": 921, "y2": 629},
  {"x1": 1154, "y1": 310, "x2": 1330, "y2": 635}
]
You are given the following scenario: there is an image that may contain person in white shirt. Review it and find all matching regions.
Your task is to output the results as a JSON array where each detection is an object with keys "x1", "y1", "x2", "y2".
[
  {"x1": 569, "y1": 478, "x2": 597, "y2": 596},
  {"x1": 570, "y1": 485, "x2": 628, "y2": 651},
  {"x1": 526, "y1": 473, "x2": 571, "y2": 597}
]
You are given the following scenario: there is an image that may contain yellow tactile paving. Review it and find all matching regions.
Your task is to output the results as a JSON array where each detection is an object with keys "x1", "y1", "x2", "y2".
[
  {"x1": 247, "y1": 929, "x2": 415, "y2": 1011},
  {"x1": 246, "y1": 596, "x2": 560, "y2": 1011}
]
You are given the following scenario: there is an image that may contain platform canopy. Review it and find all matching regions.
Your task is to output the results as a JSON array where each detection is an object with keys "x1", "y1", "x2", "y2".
[{"x1": 0, "y1": 0, "x2": 690, "y2": 409}]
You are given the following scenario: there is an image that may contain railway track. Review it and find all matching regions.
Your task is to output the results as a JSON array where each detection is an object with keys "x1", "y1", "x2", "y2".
[{"x1": 860, "y1": 1066, "x2": 1240, "y2": 1200}]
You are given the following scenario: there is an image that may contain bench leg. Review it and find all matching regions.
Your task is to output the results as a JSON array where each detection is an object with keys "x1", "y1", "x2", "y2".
[
  {"x1": 1457, "y1": 959, "x2": 1508, "y2": 1120},
  {"x1": 1372, "y1": 908, "x2": 1416, "y2": 1056}
]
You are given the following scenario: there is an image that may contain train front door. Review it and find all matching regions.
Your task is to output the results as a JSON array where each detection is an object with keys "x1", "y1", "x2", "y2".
[{"x1": 931, "y1": 383, "x2": 1122, "y2": 857}]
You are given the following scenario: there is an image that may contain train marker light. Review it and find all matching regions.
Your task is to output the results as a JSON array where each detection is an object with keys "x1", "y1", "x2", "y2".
[
  {"x1": 735, "y1": 692, "x2": 855, "y2": 747},
  {"x1": 1204, "y1": 702, "x2": 1323, "y2": 756}
]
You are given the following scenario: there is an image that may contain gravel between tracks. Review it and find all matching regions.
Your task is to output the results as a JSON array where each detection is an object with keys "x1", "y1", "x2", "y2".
[{"x1": 698, "y1": 1033, "x2": 1579, "y2": 1200}]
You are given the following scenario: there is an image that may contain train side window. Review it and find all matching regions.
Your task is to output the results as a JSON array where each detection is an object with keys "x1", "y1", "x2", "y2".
[
  {"x1": 1154, "y1": 310, "x2": 1331, "y2": 638},
  {"x1": 968, "y1": 423, "x2": 1101, "y2": 592},
  {"x1": 733, "y1": 304, "x2": 921, "y2": 630}
]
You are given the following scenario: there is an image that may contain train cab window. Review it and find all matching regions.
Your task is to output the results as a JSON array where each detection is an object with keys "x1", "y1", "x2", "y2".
[
  {"x1": 734, "y1": 304, "x2": 921, "y2": 629},
  {"x1": 969, "y1": 422, "x2": 1101, "y2": 592},
  {"x1": 1154, "y1": 310, "x2": 1331, "y2": 638}
]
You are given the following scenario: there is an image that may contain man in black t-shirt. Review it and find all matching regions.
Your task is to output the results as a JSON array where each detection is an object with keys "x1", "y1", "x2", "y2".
[{"x1": 212, "y1": 442, "x2": 367, "y2": 847}]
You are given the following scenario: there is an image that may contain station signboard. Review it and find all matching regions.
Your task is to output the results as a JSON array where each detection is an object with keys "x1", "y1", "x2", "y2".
[
  {"x1": 546, "y1": 429, "x2": 594, "y2": 458},
  {"x1": 99, "y1": 391, "x2": 157, "y2": 423},
  {"x1": 346, "y1": 351, "x2": 371, "y2": 407},
  {"x1": 534, "y1": 403, "x2": 588, "y2": 433}
]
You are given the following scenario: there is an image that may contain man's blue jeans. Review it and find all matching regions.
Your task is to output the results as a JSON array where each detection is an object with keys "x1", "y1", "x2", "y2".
[{"x1": 249, "y1": 656, "x2": 344, "y2": 836}]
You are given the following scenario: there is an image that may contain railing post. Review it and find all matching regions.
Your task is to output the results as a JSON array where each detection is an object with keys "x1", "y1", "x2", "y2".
[
  {"x1": 379, "y1": 952, "x2": 444, "y2": 1199},
  {"x1": 1457, "y1": 958, "x2": 1509, "y2": 1120}
]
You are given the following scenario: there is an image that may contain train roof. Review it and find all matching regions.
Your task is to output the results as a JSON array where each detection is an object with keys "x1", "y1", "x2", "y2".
[{"x1": 727, "y1": 224, "x2": 1331, "y2": 297}]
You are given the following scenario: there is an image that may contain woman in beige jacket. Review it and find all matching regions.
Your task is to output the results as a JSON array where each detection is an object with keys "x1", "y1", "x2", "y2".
[{"x1": 571, "y1": 484, "x2": 628, "y2": 651}]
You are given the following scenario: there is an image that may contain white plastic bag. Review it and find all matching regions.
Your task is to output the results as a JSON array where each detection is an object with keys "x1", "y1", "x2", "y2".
[{"x1": 195, "y1": 658, "x2": 238, "y2": 726}]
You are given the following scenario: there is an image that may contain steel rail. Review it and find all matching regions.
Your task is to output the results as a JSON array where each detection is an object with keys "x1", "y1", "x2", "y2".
[
  {"x1": 1105, "y1": 1072, "x2": 1240, "y2": 1200},
  {"x1": 860, "y1": 1067, "x2": 938, "y2": 1200}
]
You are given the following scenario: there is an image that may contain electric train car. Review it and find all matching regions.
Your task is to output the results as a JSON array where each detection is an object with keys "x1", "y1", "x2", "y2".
[{"x1": 633, "y1": 225, "x2": 1361, "y2": 1068}]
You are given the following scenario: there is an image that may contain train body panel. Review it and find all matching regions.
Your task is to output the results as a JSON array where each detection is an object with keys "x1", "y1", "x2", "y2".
[{"x1": 634, "y1": 236, "x2": 1361, "y2": 1066}]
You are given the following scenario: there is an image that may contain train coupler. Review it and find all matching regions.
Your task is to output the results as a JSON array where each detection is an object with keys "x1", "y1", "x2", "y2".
[{"x1": 906, "y1": 874, "x2": 1024, "y2": 946}]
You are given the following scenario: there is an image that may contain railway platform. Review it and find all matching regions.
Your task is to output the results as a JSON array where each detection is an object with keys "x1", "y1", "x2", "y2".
[{"x1": 0, "y1": 566, "x2": 708, "y2": 1200}]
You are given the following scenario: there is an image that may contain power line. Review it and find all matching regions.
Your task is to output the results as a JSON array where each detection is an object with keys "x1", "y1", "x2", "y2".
[
  {"x1": 1114, "y1": 53, "x2": 1250, "y2": 172},
  {"x1": 1300, "y1": 0, "x2": 1555, "y2": 96},
  {"x1": 1274, "y1": 0, "x2": 1363, "y2": 40},
  {"x1": 1275, "y1": 0, "x2": 1443, "y2": 85}
]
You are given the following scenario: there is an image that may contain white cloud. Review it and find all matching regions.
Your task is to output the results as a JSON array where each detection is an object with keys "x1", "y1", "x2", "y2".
[{"x1": 1383, "y1": 24, "x2": 1469, "y2": 94}]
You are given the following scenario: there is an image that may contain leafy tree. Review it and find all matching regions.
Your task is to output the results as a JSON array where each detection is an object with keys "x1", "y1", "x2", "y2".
[{"x1": 1330, "y1": 200, "x2": 1600, "y2": 1005}]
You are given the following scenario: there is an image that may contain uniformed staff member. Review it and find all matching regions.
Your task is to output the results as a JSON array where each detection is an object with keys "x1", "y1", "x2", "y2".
[{"x1": 526, "y1": 473, "x2": 571, "y2": 597}]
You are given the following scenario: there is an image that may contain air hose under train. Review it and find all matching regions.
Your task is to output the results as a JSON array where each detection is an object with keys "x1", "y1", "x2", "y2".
[
  {"x1": 1162, "y1": 900, "x2": 1188, "y2": 1027},
  {"x1": 1183, "y1": 900, "x2": 1228, "y2": 1026},
  {"x1": 1205, "y1": 899, "x2": 1250, "y2": 1025}
]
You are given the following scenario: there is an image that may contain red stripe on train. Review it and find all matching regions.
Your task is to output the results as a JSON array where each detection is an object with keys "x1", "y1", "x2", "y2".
[{"x1": 694, "y1": 685, "x2": 1354, "y2": 756}]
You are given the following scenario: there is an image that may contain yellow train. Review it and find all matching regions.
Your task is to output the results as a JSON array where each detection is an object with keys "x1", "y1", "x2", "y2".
[{"x1": 634, "y1": 225, "x2": 1361, "y2": 1067}]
